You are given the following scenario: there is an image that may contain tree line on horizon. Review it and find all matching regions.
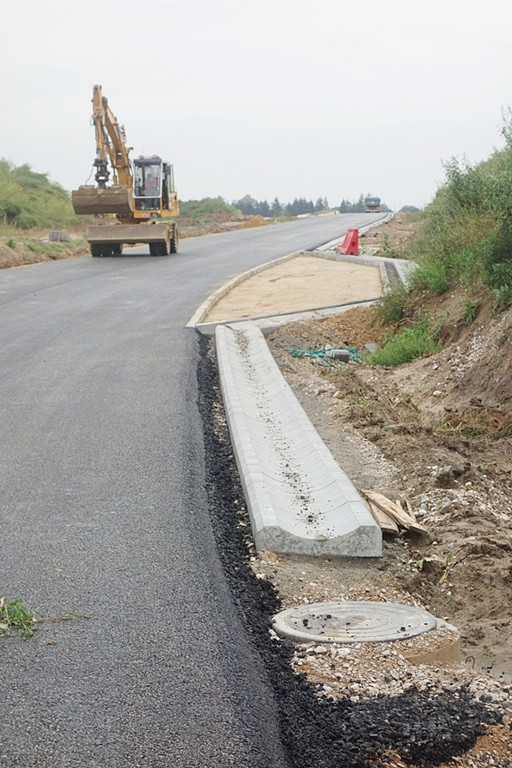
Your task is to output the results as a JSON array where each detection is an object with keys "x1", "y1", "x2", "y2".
[{"x1": 232, "y1": 193, "x2": 392, "y2": 217}]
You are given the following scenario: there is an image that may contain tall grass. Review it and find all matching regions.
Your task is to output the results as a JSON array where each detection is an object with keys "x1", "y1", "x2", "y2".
[
  {"x1": 404, "y1": 112, "x2": 512, "y2": 306},
  {"x1": 369, "y1": 317, "x2": 443, "y2": 367},
  {"x1": 0, "y1": 159, "x2": 78, "y2": 229},
  {"x1": 371, "y1": 112, "x2": 512, "y2": 366}
]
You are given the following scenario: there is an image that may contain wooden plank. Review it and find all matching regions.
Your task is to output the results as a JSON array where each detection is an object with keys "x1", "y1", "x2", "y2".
[
  {"x1": 365, "y1": 499, "x2": 399, "y2": 534},
  {"x1": 361, "y1": 490, "x2": 427, "y2": 534},
  {"x1": 405, "y1": 498, "x2": 419, "y2": 524}
]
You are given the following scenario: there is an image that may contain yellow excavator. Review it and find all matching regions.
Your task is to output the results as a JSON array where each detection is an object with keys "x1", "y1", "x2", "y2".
[{"x1": 72, "y1": 85, "x2": 179, "y2": 257}]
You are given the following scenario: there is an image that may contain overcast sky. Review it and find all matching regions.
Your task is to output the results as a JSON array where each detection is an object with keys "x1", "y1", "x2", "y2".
[{"x1": 2, "y1": 1, "x2": 510, "y2": 210}]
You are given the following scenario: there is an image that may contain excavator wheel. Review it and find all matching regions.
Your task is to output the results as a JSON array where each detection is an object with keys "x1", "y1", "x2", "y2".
[
  {"x1": 149, "y1": 242, "x2": 168, "y2": 256},
  {"x1": 90, "y1": 243, "x2": 120, "y2": 257},
  {"x1": 170, "y1": 224, "x2": 179, "y2": 254}
]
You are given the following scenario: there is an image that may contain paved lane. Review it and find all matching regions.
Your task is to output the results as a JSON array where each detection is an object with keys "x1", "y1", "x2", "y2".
[{"x1": 0, "y1": 213, "x2": 383, "y2": 766}]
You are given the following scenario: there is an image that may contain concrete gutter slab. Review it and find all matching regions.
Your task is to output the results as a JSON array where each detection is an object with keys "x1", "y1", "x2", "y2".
[{"x1": 216, "y1": 322, "x2": 382, "y2": 557}]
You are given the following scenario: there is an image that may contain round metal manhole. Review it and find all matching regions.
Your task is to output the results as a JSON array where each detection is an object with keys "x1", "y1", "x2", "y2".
[{"x1": 272, "y1": 601, "x2": 437, "y2": 644}]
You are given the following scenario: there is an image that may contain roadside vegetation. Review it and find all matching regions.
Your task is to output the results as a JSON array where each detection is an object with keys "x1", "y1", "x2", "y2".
[
  {"x1": 371, "y1": 113, "x2": 512, "y2": 366},
  {"x1": 0, "y1": 159, "x2": 77, "y2": 230},
  {"x1": 0, "y1": 596, "x2": 38, "y2": 639},
  {"x1": 0, "y1": 594, "x2": 88, "y2": 640}
]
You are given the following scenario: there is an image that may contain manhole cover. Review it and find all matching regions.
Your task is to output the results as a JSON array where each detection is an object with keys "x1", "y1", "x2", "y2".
[{"x1": 272, "y1": 601, "x2": 437, "y2": 643}]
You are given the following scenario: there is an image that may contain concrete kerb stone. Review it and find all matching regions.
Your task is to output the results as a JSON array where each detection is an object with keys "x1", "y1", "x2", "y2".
[
  {"x1": 195, "y1": 299, "x2": 380, "y2": 336},
  {"x1": 216, "y1": 322, "x2": 382, "y2": 557}
]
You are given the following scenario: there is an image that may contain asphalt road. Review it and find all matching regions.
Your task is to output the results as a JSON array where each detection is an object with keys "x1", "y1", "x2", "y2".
[{"x1": 0, "y1": 213, "x2": 384, "y2": 767}]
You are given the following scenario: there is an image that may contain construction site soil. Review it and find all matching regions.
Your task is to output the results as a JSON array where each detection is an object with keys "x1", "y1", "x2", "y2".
[{"x1": 201, "y1": 214, "x2": 512, "y2": 767}]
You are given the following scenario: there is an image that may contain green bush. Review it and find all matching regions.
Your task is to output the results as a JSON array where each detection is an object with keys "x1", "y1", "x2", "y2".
[
  {"x1": 375, "y1": 284, "x2": 412, "y2": 324},
  {"x1": 15, "y1": 214, "x2": 38, "y2": 230},
  {"x1": 462, "y1": 299, "x2": 480, "y2": 324},
  {"x1": 368, "y1": 318, "x2": 442, "y2": 367},
  {"x1": 0, "y1": 158, "x2": 78, "y2": 229},
  {"x1": 410, "y1": 261, "x2": 450, "y2": 295},
  {"x1": 179, "y1": 197, "x2": 239, "y2": 222},
  {"x1": 405, "y1": 113, "x2": 512, "y2": 302}
]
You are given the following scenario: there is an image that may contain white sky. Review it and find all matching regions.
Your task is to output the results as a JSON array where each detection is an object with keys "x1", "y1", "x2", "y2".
[{"x1": 2, "y1": 0, "x2": 510, "y2": 209}]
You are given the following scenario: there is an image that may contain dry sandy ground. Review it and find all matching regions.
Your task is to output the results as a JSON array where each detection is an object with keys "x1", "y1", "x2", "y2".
[
  {"x1": 205, "y1": 254, "x2": 383, "y2": 321},
  {"x1": 203, "y1": 217, "x2": 512, "y2": 767}
]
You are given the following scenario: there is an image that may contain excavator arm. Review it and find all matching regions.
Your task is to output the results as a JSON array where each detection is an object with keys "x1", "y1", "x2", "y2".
[
  {"x1": 72, "y1": 84, "x2": 134, "y2": 216},
  {"x1": 91, "y1": 84, "x2": 132, "y2": 189}
]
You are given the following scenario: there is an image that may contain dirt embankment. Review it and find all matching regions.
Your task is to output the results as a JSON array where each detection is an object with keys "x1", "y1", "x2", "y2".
[
  {"x1": 0, "y1": 230, "x2": 90, "y2": 269},
  {"x1": 246, "y1": 217, "x2": 512, "y2": 767}
]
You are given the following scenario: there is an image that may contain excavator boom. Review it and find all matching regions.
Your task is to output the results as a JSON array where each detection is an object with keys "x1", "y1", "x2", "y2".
[{"x1": 72, "y1": 85, "x2": 134, "y2": 216}]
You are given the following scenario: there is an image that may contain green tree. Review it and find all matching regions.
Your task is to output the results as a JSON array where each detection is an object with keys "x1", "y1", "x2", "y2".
[
  {"x1": 270, "y1": 197, "x2": 282, "y2": 217},
  {"x1": 233, "y1": 194, "x2": 259, "y2": 215}
]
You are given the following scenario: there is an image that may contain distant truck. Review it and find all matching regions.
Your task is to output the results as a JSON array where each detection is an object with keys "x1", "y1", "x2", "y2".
[{"x1": 365, "y1": 196, "x2": 381, "y2": 212}]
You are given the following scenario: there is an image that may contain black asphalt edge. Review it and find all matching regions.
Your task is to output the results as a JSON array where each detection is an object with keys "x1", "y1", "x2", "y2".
[{"x1": 196, "y1": 332, "x2": 506, "y2": 768}]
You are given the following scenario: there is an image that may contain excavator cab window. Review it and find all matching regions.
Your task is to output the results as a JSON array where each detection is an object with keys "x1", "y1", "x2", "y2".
[
  {"x1": 134, "y1": 161, "x2": 162, "y2": 210},
  {"x1": 162, "y1": 163, "x2": 175, "y2": 209}
]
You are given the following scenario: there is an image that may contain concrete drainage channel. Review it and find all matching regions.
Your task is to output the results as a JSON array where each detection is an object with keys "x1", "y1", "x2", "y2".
[
  {"x1": 190, "y1": 245, "x2": 415, "y2": 560},
  {"x1": 191, "y1": 242, "x2": 454, "y2": 652},
  {"x1": 215, "y1": 321, "x2": 381, "y2": 557}
]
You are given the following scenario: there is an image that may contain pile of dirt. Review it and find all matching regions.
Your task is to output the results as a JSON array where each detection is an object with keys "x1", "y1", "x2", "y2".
[{"x1": 241, "y1": 214, "x2": 268, "y2": 229}]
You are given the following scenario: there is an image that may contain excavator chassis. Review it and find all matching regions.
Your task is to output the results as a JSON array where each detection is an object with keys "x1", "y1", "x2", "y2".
[{"x1": 86, "y1": 222, "x2": 178, "y2": 257}]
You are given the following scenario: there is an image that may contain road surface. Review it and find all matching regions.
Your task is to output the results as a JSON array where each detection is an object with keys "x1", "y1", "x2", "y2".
[{"x1": 0, "y1": 213, "x2": 384, "y2": 767}]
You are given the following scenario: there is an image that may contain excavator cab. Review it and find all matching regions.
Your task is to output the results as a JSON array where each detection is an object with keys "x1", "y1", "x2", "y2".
[
  {"x1": 134, "y1": 157, "x2": 162, "y2": 211},
  {"x1": 133, "y1": 156, "x2": 177, "y2": 214}
]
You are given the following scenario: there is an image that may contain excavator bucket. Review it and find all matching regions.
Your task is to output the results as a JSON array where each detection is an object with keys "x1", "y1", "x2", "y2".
[{"x1": 71, "y1": 185, "x2": 134, "y2": 216}]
